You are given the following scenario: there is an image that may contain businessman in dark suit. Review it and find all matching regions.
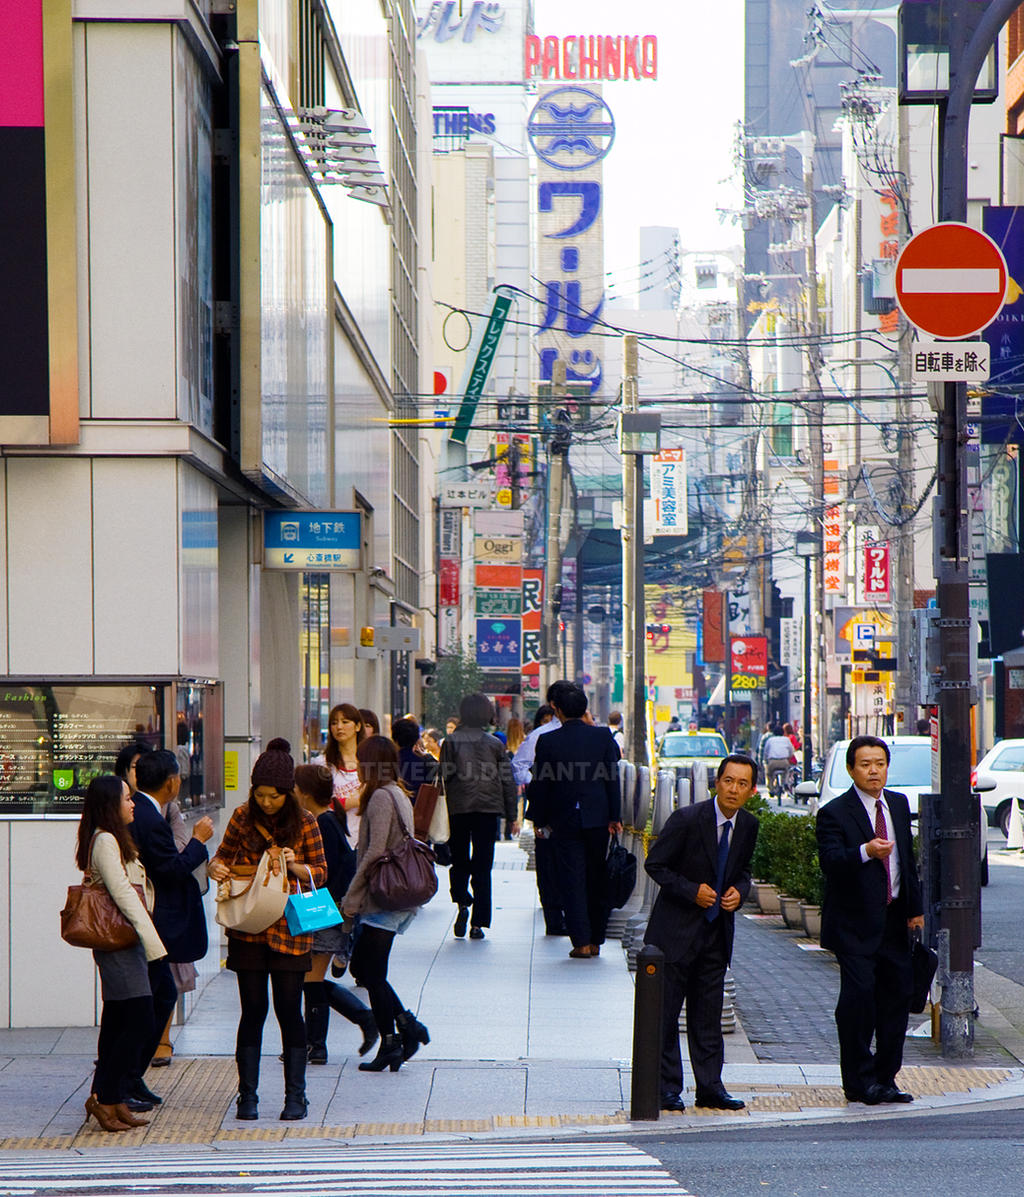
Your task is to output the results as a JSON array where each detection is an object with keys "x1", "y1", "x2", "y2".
[
  {"x1": 527, "y1": 685, "x2": 621, "y2": 958},
  {"x1": 816, "y1": 734, "x2": 924, "y2": 1105},
  {"x1": 643, "y1": 753, "x2": 759, "y2": 1112},
  {"x1": 128, "y1": 749, "x2": 213, "y2": 1104}
]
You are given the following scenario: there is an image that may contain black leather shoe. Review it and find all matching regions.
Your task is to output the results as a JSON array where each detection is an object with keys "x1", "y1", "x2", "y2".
[
  {"x1": 879, "y1": 1085, "x2": 914, "y2": 1103},
  {"x1": 453, "y1": 906, "x2": 469, "y2": 938},
  {"x1": 122, "y1": 1096, "x2": 154, "y2": 1113},
  {"x1": 127, "y1": 1081, "x2": 162, "y2": 1105},
  {"x1": 469, "y1": 926, "x2": 485, "y2": 940},
  {"x1": 695, "y1": 1090, "x2": 746, "y2": 1111},
  {"x1": 844, "y1": 1083, "x2": 886, "y2": 1105},
  {"x1": 660, "y1": 1094, "x2": 687, "y2": 1113}
]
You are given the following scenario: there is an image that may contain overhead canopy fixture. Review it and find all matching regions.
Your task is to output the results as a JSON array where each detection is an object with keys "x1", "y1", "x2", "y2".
[{"x1": 292, "y1": 107, "x2": 389, "y2": 208}]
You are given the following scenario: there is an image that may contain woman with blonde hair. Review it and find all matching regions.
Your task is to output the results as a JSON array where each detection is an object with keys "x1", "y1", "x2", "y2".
[
  {"x1": 342, "y1": 736, "x2": 430, "y2": 1072},
  {"x1": 76, "y1": 774, "x2": 166, "y2": 1132}
]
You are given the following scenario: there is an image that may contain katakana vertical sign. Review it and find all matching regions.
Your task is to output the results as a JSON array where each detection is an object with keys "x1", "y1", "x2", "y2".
[{"x1": 863, "y1": 541, "x2": 891, "y2": 604}]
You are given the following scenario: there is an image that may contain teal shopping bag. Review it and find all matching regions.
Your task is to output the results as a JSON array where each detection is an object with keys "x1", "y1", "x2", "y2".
[{"x1": 285, "y1": 868, "x2": 343, "y2": 935}]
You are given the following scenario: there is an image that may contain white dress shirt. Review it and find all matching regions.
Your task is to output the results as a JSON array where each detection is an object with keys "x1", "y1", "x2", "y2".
[
  {"x1": 511, "y1": 718, "x2": 561, "y2": 786},
  {"x1": 855, "y1": 786, "x2": 902, "y2": 898}
]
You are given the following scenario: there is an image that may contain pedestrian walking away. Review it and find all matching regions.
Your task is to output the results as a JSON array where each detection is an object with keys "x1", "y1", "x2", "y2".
[
  {"x1": 515, "y1": 696, "x2": 565, "y2": 936},
  {"x1": 439, "y1": 693, "x2": 518, "y2": 941},
  {"x1": 526, "y1": 684, "x2": 621, "y2": 958},
  {"x1": 341, "y1": 736, "x2": 430, "y2": 1073},
  {"x1": 815, "y1": 734, "x2": 923, "y2": 1106},
  {"x1": 128, "y1": 749, "x2": 213, "y2": 1107},
  {"x1": 75, "y1": 775, "x2": 167, "y2": 1132},
  {"x1": 643, "y1": 753, "x2": 759, "y2": 1113},
  {"x1": 293, "y1": 763, "x2": 378, "y2": 1064},
  {"x1": 208, "y1": 739, "x2": 327, "y2": 1122}
]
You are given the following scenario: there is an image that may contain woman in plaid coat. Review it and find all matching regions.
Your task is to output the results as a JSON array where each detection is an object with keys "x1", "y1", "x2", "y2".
[{"x1": 209, "y1": 739, "x2": 326, "y2": 1122}]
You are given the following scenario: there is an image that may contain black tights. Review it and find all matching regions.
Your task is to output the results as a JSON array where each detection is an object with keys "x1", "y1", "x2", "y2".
[
  {"x1": 93, "y1": 995, "x2": 154, "y2": 1105},
  {"x1": 234, "y1": 969, "x2": 305, "y2": 1054},
  {"x1": 349, "y1": 925, "x2": 402, "y2": 1037}
]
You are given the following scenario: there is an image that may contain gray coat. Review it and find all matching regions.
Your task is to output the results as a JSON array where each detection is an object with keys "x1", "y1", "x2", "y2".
[{"x1": 439, "y1": 727, "x2": 517, "y2": 821}]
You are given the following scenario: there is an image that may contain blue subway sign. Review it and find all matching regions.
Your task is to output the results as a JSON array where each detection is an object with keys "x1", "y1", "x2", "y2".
[{"x1": 264, "y1": 511, "x2": 362, "y2": 571}]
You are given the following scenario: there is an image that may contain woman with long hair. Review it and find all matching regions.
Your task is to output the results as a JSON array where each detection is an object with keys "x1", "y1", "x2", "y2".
[
  {"x1": 439, "y1": 693, "x2": 518, "y2": 941},
  {"x1": 341, "y1": 736, "x2": 430, "y2": 1073},
  {"x1": 293, "y1": 764, "x2": 378, "y2": 1065},
  {"x1": 314, "y1": 704, "x2": 365, "y2": 840},
  {"x1": 76, "y1": 774, "x2": 166, "y2": 1133},
  {"x1": 359, "y1": 709, "x2": 381, "y2": 736},
  {"x1": 208, "y1": 740, "x2": 327, "y2": 1122}
]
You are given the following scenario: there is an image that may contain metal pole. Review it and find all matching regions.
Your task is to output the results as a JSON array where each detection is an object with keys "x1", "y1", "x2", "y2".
[
  {"x1": 543, "y1": 361, "x2": 568, "y2": 694},
  {"x1": 630, "y1": 944, "x2": 665, "y2": 1121},
  {"x1": 622, "y1": 336, "x2": 641, "y2": 763},
  {"x1": 632, "y1": 444, "x2": 648, "y2": 767},
  {"x1": 803, "y1": 554, "x2": 813, "y2": 782}
]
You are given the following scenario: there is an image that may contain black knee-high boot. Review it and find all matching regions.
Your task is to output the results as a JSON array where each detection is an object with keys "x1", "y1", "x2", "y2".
[
  {"x1": 303, "y1": 982, "x2": 330, "y2": 1065},
  {"x1": 279, "y1": 1047, "x2": 308, "y2": 1120},
  {"x1": 324, "y1": 979, "x2": 378, "y2": 1056},
  {"x1": 235, "y1": 1047, "x2": 260, "y2": 1120}
]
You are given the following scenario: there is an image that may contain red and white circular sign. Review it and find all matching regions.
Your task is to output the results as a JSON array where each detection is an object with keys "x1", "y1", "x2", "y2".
[{"x1": 895, "y1": 222, "x2": 1008, "y2": 339}]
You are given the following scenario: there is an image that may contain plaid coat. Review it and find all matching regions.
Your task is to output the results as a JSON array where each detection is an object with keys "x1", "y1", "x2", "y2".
[{"x1": 213, "y1": 805, "x2": 327, "y2": 955}]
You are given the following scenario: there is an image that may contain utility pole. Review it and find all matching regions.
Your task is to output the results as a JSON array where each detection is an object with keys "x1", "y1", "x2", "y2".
[
  {"x1": 928, "y1": 0, "x2": 1018, "y2": 1061},
  {"x1": 542, "y1": 360, "x2": 569, "y2": 694},
  {"x1": 621, "y1": 335, "x2": 651, "y2": 767}
]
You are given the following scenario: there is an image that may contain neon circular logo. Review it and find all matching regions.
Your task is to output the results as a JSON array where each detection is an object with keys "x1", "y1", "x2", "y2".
[{"x1": 527, "y1": 87, "x2": 615, "y2": 172}]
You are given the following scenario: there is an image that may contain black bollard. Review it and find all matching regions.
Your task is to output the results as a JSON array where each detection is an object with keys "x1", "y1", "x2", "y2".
[{"x1": 630, "y1": 943, "x2": 664, "y2": 1121}]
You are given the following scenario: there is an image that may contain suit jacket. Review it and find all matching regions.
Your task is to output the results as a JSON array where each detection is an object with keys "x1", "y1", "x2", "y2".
[
  {"x1": 130, "y1": 794, "x2": 209, "y2": 963},
  {"x1": 525, "y1": 719, "x2": 621, "y2": 831},
  {"x1": 643, "y1": 798, "x2": 758, "y2": 966},
  {"x1": 816, "y1": 785, "x2": 923, "y2": 957}
]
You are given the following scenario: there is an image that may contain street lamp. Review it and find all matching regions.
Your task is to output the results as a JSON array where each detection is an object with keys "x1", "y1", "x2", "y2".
[{"x1": 795, "y1": 532, "x2": 817, "y2": 782}]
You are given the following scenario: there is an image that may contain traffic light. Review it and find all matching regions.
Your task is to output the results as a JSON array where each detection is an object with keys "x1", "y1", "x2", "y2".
[{"x1": 646, "y1": 623, "x2": 672, "y2": 640}]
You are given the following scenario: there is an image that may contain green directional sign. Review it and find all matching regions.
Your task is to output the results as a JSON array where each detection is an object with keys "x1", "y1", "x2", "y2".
[
  {"x1": 450, "y1": 292, "x2": 513, "y2": 444},
  {"x1": 475, "y1": 588, "x2": 522, "y2": 617}
]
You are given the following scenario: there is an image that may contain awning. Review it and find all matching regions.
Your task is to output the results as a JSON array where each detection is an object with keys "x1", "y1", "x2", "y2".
[{"x1": 708, "y1": 676, "x2": 726, "y2": 706}]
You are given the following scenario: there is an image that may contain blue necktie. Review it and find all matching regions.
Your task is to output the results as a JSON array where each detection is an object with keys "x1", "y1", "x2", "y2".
[{"x1": 706, "y1": 820, "x2": 732, "y2": 922}]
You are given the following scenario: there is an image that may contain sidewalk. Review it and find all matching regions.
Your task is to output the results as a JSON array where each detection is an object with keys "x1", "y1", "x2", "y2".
[{"x1": 1, "y1": 843, "x2": 1023, "y2": 1150}]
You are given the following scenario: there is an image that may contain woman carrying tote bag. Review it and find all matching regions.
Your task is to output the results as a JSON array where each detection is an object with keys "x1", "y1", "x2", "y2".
[
  {"x1": 208, "y1": 740, "x2": 326, "y2": 1122},
  {"x1": 341, "y1": 736, "x2": 430, "y2": 1073},
  {"x1": 76, "y1": 774, "x2": 167, "y2": 1133}
]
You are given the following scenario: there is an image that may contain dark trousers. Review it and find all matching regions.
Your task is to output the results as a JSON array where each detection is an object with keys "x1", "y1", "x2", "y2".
[
  {"x1": 551, "y1": 824, "x2": 609, "y2": 948},
  {"x1": 94, "y1": 995, "x2": 155, "y2": 1105},
  {"x1": 349, "y1": 925, "x2": 403, "y2": 1037},
  {"x1": 448, "y1": 812, "x2": 499, "y2": 928},
  {"x1": 235, "y1": 969, "x2": 306, "y2": 1053},
  {"x1": 659, "y1": 919, "x2": 729, "y2": 1098},
  {"x1": 134, "y1": 959, "x2": 177, "y2": 1080},
  {"x1": 533, "y1": 834, "x2": 566, "y2": 932},
  {"x1": 834, "y1": 901, "x2": 914, "y2": 1094}
]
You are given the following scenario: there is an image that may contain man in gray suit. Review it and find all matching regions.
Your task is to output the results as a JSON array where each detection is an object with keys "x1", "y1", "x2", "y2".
[{"x1": 643, "y1": 753, "x2": 759, "y2": 1112}]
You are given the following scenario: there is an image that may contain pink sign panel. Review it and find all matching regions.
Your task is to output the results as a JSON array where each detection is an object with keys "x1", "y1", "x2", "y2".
[{"x1": 0, "y1": 1, "x2": 44, "y2": 127}]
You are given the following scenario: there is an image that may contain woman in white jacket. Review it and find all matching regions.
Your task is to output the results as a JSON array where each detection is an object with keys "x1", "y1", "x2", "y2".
[{"x1": 75, "y1": 774, "x2": 167, "y2": 1132}]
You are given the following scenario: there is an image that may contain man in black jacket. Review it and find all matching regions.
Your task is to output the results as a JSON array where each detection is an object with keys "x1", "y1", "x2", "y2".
[
  {"x1": 642, "y1": 753, "x2": 759, "y2": 1112},
  {"x1": 816, "y1": 735, "x2": 924, "y2": 1105},
  {"x1": 128, "y1": 749, "x2": 213, "y2": 1104},
  {"x1": 527, "y1": 685, "x2": 621, "y2": 958}
]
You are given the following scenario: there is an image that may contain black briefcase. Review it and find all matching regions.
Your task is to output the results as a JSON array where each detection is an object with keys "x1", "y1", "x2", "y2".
[
  {"x1": 606, "y1": 834, "x2": 637, "y2": 909},
  {"x1": 909, "y1": 938, "x2": 938, "y2": 1013}
]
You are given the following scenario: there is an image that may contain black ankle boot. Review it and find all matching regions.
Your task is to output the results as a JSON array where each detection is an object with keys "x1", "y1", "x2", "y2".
[
  {"x1": 303, "y1": 983, "x2": 330, "y2": 1065},
  {"x1": 279, "y1": 1046, "x2": 308, "y2": 1120},
  {"x1": 324, "y1": 979, "x2": 379, "y2": 1056},
  {"x1": 357, "y1": 1033, "x2": 403, "y2": 1072},
  {"x1": 395, "y1": 1008, "x2": 430, "y2": 1062},
  {"x1": 235, "y1": 1046, "x2": 260, "y2": 1120}
]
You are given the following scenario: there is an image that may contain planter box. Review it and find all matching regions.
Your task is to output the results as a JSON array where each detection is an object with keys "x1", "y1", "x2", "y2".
[
  {"x1": 779, "y1": 894, "x2": 804, "y2": 929},
  {"x1": 754, "y1": 881, "x2": 781, "y2": 914},
  {"x1": 800, "y1": 902, "x2": 822, "y2": 938}
]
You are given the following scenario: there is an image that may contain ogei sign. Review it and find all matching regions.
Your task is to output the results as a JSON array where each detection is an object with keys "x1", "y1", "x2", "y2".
[{"x1": 729, "y1": 636, "x2": 768, "y2": 693}]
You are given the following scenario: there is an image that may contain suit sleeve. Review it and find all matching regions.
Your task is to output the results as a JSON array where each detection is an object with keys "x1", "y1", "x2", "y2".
[
  {"x1": 137, "y1": 804, "x2": 208, "y2": 883},
  {"x1": 815, "y1": 800, "x2": 867, "y2": 882},
  {"x1": 604, "y1": 732, "x2": 621, "y2": 823},
  {"x1": 643, "y1": 810, "x2": 702, "y2": 906},
  {"x1": 497, "y1": 744, "x2": 517, "y2": 822},
  {"x1": 525, "y1": 734, "x2": 552, "y2": 826},
  {"x1": 896, "y1": 797, "x2": 923, "y2": 918}
]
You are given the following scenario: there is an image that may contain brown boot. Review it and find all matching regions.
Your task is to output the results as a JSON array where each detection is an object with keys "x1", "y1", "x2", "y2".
[
  {"x1": 114, "y1": 1103, "x2": 150, "y2": 1127},
  {"x1": 84, "y1": 1094, "x2": 131, "y2": 1132}
]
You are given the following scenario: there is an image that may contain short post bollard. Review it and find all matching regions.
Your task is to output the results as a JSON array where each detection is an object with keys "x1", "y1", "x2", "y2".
[{"x1": 630, "y1": 944, "x2": 664, "y2": 1121}]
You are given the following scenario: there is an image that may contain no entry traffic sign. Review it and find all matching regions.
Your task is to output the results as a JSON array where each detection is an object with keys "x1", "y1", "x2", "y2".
[{"x1": 895, "y1": 222, "x2": 1008, "y2": 339}]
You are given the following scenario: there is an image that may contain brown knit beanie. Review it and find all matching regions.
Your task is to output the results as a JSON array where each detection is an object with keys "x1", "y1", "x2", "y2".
[{"x1": 251, "y1": 737, "x2": 295, "y2": 792}]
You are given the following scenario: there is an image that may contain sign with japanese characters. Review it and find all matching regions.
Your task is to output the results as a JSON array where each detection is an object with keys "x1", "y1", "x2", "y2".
[
  {"x1": 264, "y1": 511, "x2": 361, "y2": 570},
  {"x1": 652, "y1": 448, "x2": 687, "y2": 535},
  {"x1": 912, "y1": 342, "x2": 990, "y2": 382},
  {"x1": 475, "y1": 619, "x2": 521, "y2": 669},
  {"x1": 441, "y1": 482, "x2": 492, "y2": 507},
  {"x1": 451, "y1": 291, "x2": 513, "y2": 444},
  {"x1": 475, "y1": 588, "x2": 522, "y2": 616},
  {"x1": 729, "y1": 636, "x2": 767, "y2": 693},
  {"x1": 521, "y1": 569, "x2": 543, "y2": 677},
  {"x1": 863, "y1": 541, "x2": 891, "y2": 604}
]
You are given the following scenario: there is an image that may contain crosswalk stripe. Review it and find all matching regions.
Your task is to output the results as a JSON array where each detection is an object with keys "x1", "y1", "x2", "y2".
[{"x1": 0, "y1": 1143, "x2": 690, "y2": 1196}]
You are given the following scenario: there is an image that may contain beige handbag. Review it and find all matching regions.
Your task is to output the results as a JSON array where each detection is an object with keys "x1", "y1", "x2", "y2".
[{"x1": 215, "y1": 843, "x2": 290, "y2": 934}]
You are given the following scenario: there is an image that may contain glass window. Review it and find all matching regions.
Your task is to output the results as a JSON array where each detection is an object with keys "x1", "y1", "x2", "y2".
[
  {"x1": 301, "y1": 572, "x2": 331, "y2": 759},
  {"x1": 660, "y1": 734, "x2": 727, "y2": 758},
  {"x1": 990, "y1": 745, "x2": 1024, "y2": 772}
]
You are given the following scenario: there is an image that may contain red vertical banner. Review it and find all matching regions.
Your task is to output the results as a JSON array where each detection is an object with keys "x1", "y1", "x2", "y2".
[
  {"x1": 439, "y1": 558, "x2": 459, "y2": 606},
  {"x1": 521, "y1": 569, "x2": 543, "y2": 678},
  {"x1": 702, "y1": 590, "x2": 725, "y2": 663},
  {"x1": 863, "y1": 541, "x2": 891, "y2": 603}
]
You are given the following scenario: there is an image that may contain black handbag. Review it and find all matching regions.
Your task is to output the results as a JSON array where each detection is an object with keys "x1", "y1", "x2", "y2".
[
  {"x1": 909, "y1": 937, "x2": 938, "y2": 1013},
  {"x1": 605, "y1": 834, "x2": 637, "y2": 909}
]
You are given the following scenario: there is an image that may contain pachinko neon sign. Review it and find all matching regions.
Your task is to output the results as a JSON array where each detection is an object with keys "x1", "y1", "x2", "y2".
[{"x1": 525, "y1": 34, "x2": 658, "y2": 81}]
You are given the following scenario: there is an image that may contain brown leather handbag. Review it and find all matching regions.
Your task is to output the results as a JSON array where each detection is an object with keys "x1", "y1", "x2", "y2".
[
  {"x1": 367, "y1": 790, "x2": 438, "y2": 911},
  {"x1": 60, "y1": 878, "x2": 142, "y2": 952}
]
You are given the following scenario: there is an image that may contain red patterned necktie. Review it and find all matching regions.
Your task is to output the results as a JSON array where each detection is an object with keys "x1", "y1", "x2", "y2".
[{"x1": 875, "y1": 799, "x2": 892, "y2": 904}]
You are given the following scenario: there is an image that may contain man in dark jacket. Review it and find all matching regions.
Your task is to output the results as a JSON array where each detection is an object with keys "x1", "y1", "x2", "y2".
[
  {"x1": 527, "y1": 685, "x2": 621, "y2": 958},
  {"x1": 643, "y1": 753, "x2": 759, "y2": 1112},
  {"x1": 129, "y1": 749, "x2": 213, "y2": 1103},
  {"x1": 816, "y1": 735, "x2": 924, "y2": 1105}
]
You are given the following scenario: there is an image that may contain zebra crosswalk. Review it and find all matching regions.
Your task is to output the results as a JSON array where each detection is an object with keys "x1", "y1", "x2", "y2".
[{"x1": 0, "y1": 1142, "x2": 691, "y2": 1196}]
